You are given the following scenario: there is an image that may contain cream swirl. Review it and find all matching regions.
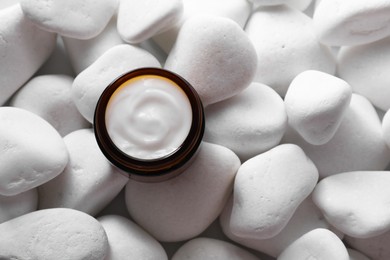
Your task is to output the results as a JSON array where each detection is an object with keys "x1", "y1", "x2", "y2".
[{"x1": 105, "y1": 75, "x2": 192, "y2": 160}]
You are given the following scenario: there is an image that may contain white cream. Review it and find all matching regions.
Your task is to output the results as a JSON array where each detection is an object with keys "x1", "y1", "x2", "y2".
[{"x1": 105, "y1": 75, "x2": 192, "y2": 160}]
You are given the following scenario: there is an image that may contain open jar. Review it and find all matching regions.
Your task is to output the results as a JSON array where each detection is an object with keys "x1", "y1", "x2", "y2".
[{"x1": 94, "y1": 68, "x2": 205, "y2": 182}]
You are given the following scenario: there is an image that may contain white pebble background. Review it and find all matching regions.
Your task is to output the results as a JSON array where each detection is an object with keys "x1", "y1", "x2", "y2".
[{"x1": 1, "y1": 0, "x2": 390, "y2": 259}]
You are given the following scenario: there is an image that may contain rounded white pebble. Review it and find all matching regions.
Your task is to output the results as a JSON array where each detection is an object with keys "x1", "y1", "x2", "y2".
[
  {"x1": 313, "y1": 171, "x2": 390, "y2": 238},
  {"x1": 11, "y1": 75, "x2": 90, "y2": 136},
  {"x1": 118, "y1": 0, "x2": 183, "y2": 44},
  {"x1": 246, "y1": 5, "x2": 335, "y2": 97},
  {"x1": 346, "y1": 231, "x2": 390, "y2": 260},
  {"x1": 382, "y1": 109, "x2": 390, "y2": 148},
  {"x1": 290, "y1": 0, "x2": 313, "y2": 10},
  {"x1": 285, "y1": 70, "x2": 352, "y2": 145},
  {"x1": 152, "y1": 0, "x2": 252, "y2": 53},
  {"x1": 283, "y1": 94, "x2": 390, "y2": 178},
  {"x1": 0, "y1": 208, "x2": 108, "y2": 260},
  {"x1": 172, "y1": 237, "x2": 260, "y2": 260},
  {"x1": 63, "y1": 15, "x2": 124, "y2": 74},
  {"x1": 347, "y1": 248, "x2": 370, "y2": 260},
  {"x1": 20, "y1": 0, "x2": 119, "y2": 39},
  {"x1": 0, "y1": 0, "x2": 19, "y2": 9},
  {"x1": 230, "y1": 144, "x2": 318, "y2": 239},
  {"x1": 182, "y1": 0, "x2": 251, "y2": 29},
  {"x1": 0, "y1": 188, "x2": 37, "y2": 224},
  {"x1": 72, "y1": 44, "x2": 161, "y2": 123},
  {"x1": 98, "y1": 215, "x2": 168, "y2": 260},
  {"x1": 313, "y1": 0, "x2": 390, "y2": 46},
  {"x1": 204, "y1": 82, "x2": 287, "y2": 162},
  {"x1": 338, "y1": 37, "x2": 390, "y2": 111},
  {"x1": 165, "y1": 15, "x2": 257, "y2": 106},
  {"x1": 39, "y1": 129, "x2": 128, "y2": 216},
  {"x1": 125, "y1": 142, "x2": 240, "y2": 242},
  {"x1": 250, "y1": 0, "x2": 312, "y2": 11},
  {"x1": 277, "y1": 229, "x2": 349, "y2": 260},
  {"x1": 0, "y1": 5, "x2": 56, "y2": 105},
  {"x1": 220, "y1": 196, "x2": 343, "y2": 257},
  {"x1": 0, "y1": 107, "x2": 68, "y2": 196}
]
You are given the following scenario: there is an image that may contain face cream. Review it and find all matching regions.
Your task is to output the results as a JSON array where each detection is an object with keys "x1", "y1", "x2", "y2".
[
  {"x1": 105, "y1": 74, "x2": 193, "y2": 160},
  {"x1": 94, "y1": 68, "x2": 204, "y2": 182}
]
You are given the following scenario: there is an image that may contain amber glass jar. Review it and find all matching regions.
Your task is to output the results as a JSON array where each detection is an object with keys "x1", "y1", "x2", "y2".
[{"x1": 94, "y1": 68, "x2": 204, "y2": 182}]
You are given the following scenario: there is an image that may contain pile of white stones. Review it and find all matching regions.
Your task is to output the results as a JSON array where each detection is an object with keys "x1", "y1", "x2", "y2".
[{"x1": 1, "y1": 0, "x2": 390, "y2": 259}]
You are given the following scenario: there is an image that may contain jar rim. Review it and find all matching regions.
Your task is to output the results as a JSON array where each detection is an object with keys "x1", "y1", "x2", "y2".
[{"x1": 93, "y1": 67, "x2": 205, "y2": 182}]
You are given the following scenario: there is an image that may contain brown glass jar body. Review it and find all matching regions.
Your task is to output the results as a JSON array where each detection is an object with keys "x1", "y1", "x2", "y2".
[{"x1": 94, "y1": 68, "x2": 205, "y2": 182}]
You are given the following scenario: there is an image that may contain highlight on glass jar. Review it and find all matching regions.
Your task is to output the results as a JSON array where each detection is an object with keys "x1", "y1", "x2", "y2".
[{"x1": 94, "y1": 67, "x2": 205, "y2": 182}]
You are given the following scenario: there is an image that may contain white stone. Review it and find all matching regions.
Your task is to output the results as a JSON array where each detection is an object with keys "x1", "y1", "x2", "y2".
[
  {"x1": 277, "y1": 229, "x2": 349, "y2": 260},
  {"x1": 20, "y1": 0, "x2": 119, "y2": 39},
  {"x1": 172, "y1": 237, "x2": 260, "y2": 260},
  {"x1": 346, "y1": 231, "x2": 390, "y2": 260},
  {"x1": 39, "y1": 129, "x2": 128, "y2": 216},
  {"x1": 152, "y1": 0, "x2": 252, "y2": 53},
  {"x1": 0, "y1": 107, "x2": 68, "y2": 196},
  {"x1": 291, "y1": 0, "x2": 313, "y2": 10},
  {"x1": 347, "y1": 248, "x2": 370, "y2": 260},
  {"x1": 338, "y1": 37, "x2": 390, "y2": 111},
  {"x1": 314, "y1": 0, "x2": 322, "y2": 8},
  {"x1": 313, "y1": 0, "x2": 390, "y2": 46},
  {"x1": 204, "y1": 82, "x2": 287, "y2": 162},
  {"x1": 125, "y1": 142, "x2": 240, "y2": 242},
  {"x1": 245, "y1": 5, "x2": 335, "y2": 97},
  {"x1": 0, "y1": 0, "x2": 19, "y2": 9},
  {"x1": 250, "y1": 0, "x2": 312, "y2": 11},
  {"x1": 117, "y1": 0, "x2": 183, "y2": 44},
  {"x1": 382, "y1": 109, "x2": 390, "y2": 149},
  {"x1": 283, "y1": 94, "x2": 390, "y2": 178},
  {"x1": 220, "y1": 196, "x2": 343, "y2": 258},
  {"x1": 165, "y1": 15, "x2": 257, "y2": 106},
  {"x1": 230, "y1": 144, "x2": 318, "y2": 239},
  {"x1": 0, "y1": 208, "x2": 108, "y2": 260},
  {"x1": 63, "y1": 15, "x2": 124, "y2": 74},
  {"x1": 72, "y1": 44, "x2": 161, "y2": 123},
  {"x1": 11, "y1": 75, "x2": 90, "y2": 136},
  {"x1": 0, "y1": 188, "x2": 37, "y2": 224},
  {"x1": 98, "y1": 215, "x2": 168, "y2": 260},
  {"x1": 182, "y1": 0, "x2": 251, "y2": 29},
  {"x1": 313, "y1": 171, "x2": 390, "y2": 238},
  {"x1": 285, "y1": 70, "x2": 352, "y2": 145},
  {"x1": 0, "y1": 5, "x2": 56, "y2": 105}
]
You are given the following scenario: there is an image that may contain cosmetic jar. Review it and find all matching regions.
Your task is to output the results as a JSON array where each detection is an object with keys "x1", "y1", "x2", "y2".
[{"x1": 94, "y1": 67, "x2": 204, "y2": 182}]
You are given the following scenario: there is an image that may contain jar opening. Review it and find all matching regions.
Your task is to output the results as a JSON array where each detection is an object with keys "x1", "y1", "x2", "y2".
[{"x1": 105, "y1": 74, "x2": 193, "y2": 160}]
